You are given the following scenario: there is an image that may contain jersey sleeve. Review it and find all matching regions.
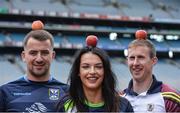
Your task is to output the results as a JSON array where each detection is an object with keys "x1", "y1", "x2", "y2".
[
  {"x1": 162, "y1": 92, "x2": 180, "y2": 112},
  {"x1": 161, "y1": 84, "x2": 180, "y2": 112},
  {"x1": 0, "y1": 87, "x2": 6, "y2": 111}
]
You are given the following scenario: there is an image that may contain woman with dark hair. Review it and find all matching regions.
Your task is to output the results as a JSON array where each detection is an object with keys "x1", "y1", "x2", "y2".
[{"x1": 57, "y1": 35, "x2": 133, "y2": 112}]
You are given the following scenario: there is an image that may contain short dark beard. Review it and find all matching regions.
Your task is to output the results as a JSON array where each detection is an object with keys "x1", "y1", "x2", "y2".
[{"x1": 29, "y1": 69, "x2": 48, "y2": 78}]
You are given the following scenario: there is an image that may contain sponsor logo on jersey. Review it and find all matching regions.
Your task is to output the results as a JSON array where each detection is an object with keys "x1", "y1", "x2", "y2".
[
  {"x1": 13, "y1": 92, "x2": 31, "y2": 96},
  {"x1": 49, "y1": 88, "x2": 59, "y2": 100}
]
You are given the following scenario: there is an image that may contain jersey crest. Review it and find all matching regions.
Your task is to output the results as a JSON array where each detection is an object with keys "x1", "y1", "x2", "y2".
[{"x1": 48, "y1": 88, "x2": 60, "y2": 100}]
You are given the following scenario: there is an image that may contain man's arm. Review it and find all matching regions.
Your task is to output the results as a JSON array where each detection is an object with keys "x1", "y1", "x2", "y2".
[{"x1": 0, "y1": 87, "x2": 6, "y2": 111}]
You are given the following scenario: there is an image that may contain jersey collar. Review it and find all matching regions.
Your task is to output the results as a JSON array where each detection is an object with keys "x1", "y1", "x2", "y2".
[{"x1": 124, "y1": 75, "x2": 162, "y2": 95}]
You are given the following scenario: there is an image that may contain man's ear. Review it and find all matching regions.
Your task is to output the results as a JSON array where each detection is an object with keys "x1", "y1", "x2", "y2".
[
  {"x1": 21, "y1": 51, "x2": 26, "y2": 62},
  {"x1": 152, "y1": 57, "x2": 158, "y2": 65},
  {"x1": 52, "y1": 51, "x2": 56, "y2": 59},
  {"x1": 125, "y1": 56, "x2": 128, "y2": 65}
]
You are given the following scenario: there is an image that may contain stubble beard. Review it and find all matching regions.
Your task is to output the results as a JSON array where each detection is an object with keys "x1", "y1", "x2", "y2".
[{"x1": 29, "y1": 66, "x2": 49, "y2": 78}]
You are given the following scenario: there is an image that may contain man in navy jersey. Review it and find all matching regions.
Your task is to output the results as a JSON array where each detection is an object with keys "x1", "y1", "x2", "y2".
[{"x1": 0, "y1": 30, "x2": 68, "y2": 112}]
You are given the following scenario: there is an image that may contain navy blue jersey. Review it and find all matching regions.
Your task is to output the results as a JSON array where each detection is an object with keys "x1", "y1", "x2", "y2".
[{"x1": 0, "y1": 76, "x2": 69, "y2": 112}]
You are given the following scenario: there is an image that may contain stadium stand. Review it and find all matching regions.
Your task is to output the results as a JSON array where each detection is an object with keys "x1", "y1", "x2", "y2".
[
  {"x1": 166, "y1": 40, "x2": 180, "y2": 48},
  {"x1": 0, "y1": 55, "x2": 24, "y2": 85},
  {"x1": 1, "y1": 0, "x2": 178, "y2": 20},
  {"x1": 153, "y1": 59, "x2": 180, "y2": 90}
]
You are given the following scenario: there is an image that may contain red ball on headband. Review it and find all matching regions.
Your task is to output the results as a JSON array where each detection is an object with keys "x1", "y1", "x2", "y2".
[
  {"x1": 86, "y1": 35, "x2": 98, "y2": 47},
  {"x1": 135, "y1": 30, "x2": 147, "y2": 40}
]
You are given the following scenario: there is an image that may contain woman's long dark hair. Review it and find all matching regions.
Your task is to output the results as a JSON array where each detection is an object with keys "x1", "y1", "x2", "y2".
[{"x1": 67, "y1": 47, "x2": 120, "y2": 112}]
